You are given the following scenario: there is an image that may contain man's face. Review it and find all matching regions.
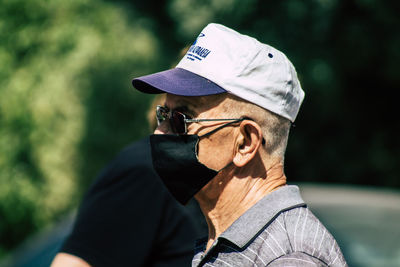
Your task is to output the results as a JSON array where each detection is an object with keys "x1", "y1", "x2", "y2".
[{"x1": 154, "y1": 93, "x2": 238, "y2": 171}]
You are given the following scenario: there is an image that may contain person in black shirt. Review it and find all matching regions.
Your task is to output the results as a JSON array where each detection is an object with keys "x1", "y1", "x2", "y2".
[{"x1": 51, "y1": 137, "x2": 201, "y2": 266}]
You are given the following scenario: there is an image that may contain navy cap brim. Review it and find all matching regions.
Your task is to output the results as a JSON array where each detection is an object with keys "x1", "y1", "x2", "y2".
[{"x1": 132, "y1": 67, "x2": 226, "y2": 96}]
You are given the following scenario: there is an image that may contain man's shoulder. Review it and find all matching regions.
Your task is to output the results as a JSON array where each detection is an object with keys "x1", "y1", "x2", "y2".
[
  {"x1": 193, "y1": 206, "x2": 347, "y2": 267},
  {"x1": 254, "y1": 206, "x2": 347, "y2": 266},
  {"x1": 267, "y1": 251, "x2": 328, "y2": 266}
]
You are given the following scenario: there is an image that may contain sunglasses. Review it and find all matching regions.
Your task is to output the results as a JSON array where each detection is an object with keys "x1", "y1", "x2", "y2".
[{"x1": 156, "y1": 105, "x2": 244, "y2": 135}]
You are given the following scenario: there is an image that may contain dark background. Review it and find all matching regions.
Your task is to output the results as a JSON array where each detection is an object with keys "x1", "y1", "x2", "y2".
[{"x1": 1, "y1": 0, "x2": 399, "y2": 259}]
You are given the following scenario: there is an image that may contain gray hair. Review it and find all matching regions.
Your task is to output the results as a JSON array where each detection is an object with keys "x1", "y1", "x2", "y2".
[{"x1": 222, "y1": 94, "x2": 291, "y2": 162}]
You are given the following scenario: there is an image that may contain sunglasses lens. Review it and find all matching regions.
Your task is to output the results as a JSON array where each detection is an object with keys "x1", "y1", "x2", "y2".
[
  {"x1": 156, "y1": 106, "x2": 168, "y2": 125},
  {"x1": 171, "y1": 111, "x2": 186, "y2": 134}
]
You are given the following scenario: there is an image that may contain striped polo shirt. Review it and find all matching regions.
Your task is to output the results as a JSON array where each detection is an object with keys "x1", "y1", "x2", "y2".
[{"x1": 192, "y1": 185, "x2": 348, "y2": 266}]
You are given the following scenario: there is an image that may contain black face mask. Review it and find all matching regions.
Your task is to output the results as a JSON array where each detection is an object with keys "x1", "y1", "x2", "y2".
[
  {"x1": 150, "y1": 134, "x2": 217, "y2": 205},
  {"x1": 150, "y1": 120, "x2": 243, "y2": 205}
]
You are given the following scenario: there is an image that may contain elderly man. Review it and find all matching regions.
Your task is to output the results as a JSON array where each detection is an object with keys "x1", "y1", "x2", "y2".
[{"x1": 133, "y1": 23, "x2": 347, "y2": 267}]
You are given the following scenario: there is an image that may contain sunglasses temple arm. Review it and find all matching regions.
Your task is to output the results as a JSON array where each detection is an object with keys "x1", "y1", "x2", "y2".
[
  {"x1": 200, "y1": 119, "x2": 245, "y2": 138},
  {"x1": 185, "y1": 118, "x2": 243, "y2": 123}
]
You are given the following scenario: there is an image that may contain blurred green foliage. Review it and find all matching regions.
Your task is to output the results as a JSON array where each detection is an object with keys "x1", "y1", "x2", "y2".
[
  {"x1": 0, "y1": 0, "x2": 160, "y2": 257},
  {"x1": 1, "y1": 0, "x2": 399, "y2": 259}
]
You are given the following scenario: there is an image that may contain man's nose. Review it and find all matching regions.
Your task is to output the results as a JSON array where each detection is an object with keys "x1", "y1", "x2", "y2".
[{"x1": 153, "y1": 120, "x2": 171, "y2": 134}]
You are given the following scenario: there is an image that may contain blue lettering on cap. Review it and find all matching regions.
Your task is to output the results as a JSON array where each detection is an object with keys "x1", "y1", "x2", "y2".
[
  {"x1": 192, "y1": 33, "x2": 205, "y2": 46},
  {"x1": 186, "y1": 33, "x2": 211, "y2": 62}
]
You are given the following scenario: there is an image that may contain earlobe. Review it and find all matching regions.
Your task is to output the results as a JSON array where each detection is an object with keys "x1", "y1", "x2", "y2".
[{"x1": 233, "y1": 152, "x2": 250, "y2": 167}]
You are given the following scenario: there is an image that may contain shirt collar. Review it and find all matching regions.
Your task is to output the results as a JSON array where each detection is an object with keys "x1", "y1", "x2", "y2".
[{"x1": 218, "y1": 185, "x2": 306, "y2": 248}]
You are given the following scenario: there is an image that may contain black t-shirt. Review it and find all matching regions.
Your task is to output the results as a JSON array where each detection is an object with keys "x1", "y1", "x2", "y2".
[{"x1": 60, "y1": 137, "x2": 200, "y2": 266}]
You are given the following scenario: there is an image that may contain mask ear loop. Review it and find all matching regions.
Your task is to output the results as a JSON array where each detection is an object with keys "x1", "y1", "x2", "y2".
[
  {"x1": 199, "y1": 118, "x2": 246, "y2": 138},
  {"x1": 194, "y1": 119, "x2": 245, "y2": 165},
  {"x1": 196, "y1": 118, "x2": 266, "y2": 172},
  {"x1": 196, "y1": 119, "x2": 245, "y2": 172},
  {"x1": 199, "y1": 118, "x2": 266, "y2": 144}
]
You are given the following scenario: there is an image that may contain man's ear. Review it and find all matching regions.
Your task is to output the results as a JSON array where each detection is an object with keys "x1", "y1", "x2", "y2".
[{"x1": 233, "y1": 120, "x2": 263, "y2": 167}]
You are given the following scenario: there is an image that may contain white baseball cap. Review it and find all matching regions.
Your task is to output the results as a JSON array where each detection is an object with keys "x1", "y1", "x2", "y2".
[{"x1": 132, "y1": 23, "x2": 305, "y2": 122}]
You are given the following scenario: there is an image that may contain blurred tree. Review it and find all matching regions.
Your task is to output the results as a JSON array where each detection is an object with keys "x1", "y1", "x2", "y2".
[{"x1": 0, "y1": 0, "x2": 160, "y2": 258}]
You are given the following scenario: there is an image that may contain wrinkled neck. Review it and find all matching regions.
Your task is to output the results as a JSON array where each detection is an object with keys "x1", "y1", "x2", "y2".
[{"x1": 195, "y1": 161, "x2": 287, "y2": 251}]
